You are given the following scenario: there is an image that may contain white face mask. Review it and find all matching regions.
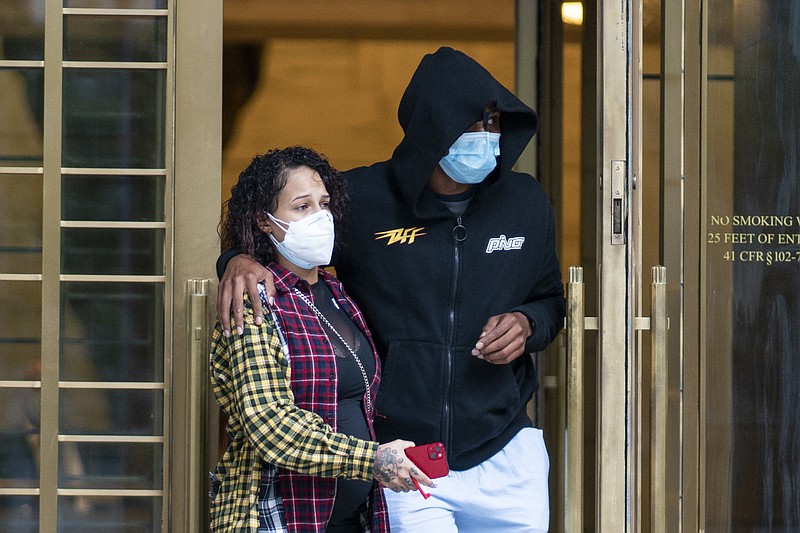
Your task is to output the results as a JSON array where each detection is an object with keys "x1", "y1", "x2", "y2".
[
  {"x1": 439, "y1": 131, "x2": 501, "y2": 184},
  {"x1": 268, "y1": 209, "x2": 335, "y2": 269}
]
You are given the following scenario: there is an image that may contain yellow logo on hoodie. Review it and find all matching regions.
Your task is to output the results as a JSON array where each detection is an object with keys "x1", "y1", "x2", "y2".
[{"x1": 374, "y1": 227, "x2": 427, "y2": 245}]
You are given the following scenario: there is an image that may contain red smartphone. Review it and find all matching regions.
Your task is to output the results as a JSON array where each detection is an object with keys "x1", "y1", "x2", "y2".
[{"x1": 405, "y1": 442, "x2": 449, "y2": 499}]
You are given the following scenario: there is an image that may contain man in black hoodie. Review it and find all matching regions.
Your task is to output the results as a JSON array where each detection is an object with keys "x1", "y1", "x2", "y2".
[{"x1": 217, "y1": 47, "x2": 565, "y2": 532}]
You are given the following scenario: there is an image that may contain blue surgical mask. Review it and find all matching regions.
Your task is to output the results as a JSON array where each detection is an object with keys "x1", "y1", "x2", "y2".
[{"x1": 439, "y1": 131, "x2": 501, "y2": 185}]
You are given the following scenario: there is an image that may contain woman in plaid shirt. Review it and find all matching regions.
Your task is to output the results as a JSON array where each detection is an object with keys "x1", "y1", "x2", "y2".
[{"x1": 210, "y1": 147, "x2": 432, "y2": 532}]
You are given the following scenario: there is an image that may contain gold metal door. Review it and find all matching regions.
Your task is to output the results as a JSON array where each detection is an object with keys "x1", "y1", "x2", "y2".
[
  {"x1": 560, "y1": 0, "x2": 800, "y2": 531},
  {"x1": 0, "y1": 1, "x2": 220, "y2": 531},
  {"x1": 556, "y1": 1, "x2": 673, "y2": 531}
]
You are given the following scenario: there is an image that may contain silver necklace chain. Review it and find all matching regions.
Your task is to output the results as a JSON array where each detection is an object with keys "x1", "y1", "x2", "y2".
[{"x1": 293, "y1": 288, "x2": 373, "y2": 414}]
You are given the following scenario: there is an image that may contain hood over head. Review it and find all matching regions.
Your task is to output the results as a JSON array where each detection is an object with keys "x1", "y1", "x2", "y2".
[{"x1": 390, "y1": 47, "x2": 539, "y2": 216}]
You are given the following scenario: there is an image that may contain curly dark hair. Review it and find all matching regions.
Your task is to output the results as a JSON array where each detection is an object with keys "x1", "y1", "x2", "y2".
[{"x1": 220, "y1": 146, "x2": 348, "y2": 265}]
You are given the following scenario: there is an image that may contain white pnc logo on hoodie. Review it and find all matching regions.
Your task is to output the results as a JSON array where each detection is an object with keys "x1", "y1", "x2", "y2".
[{"x1": 485, "y1": 235, "x2": 525, "y2": 253}]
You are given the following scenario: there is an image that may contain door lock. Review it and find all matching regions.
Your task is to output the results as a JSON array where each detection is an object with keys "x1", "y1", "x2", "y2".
[{"x1": 611, "y1": 160, "x2": 626, "y2": 245}]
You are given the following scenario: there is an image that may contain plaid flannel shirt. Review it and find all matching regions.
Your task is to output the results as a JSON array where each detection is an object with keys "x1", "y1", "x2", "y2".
[{"x1": 209, "y1": 264, "x2": 388, "y2": 532}]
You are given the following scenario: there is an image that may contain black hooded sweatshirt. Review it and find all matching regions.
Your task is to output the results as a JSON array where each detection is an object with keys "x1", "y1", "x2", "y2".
[{"x1": 332, "y1": 47, "x2": 566, "y2": 470}]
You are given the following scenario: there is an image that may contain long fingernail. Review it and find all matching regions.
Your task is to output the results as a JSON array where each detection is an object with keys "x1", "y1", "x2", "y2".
[
  {"x1": 255, "y1": 315, "x2": 262, "y2": 325},
  {"x1": 224, "y1": 330, "x2": 231, "y2": 338},
  {"x1": 268, "y1": 296, "x2": 275, "y2": 307},
  {"x1": 236, "y1": 326, "x2": 243, "y2": 336}
]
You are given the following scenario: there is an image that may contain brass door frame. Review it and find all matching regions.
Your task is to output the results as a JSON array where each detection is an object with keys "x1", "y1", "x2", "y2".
[
  {"x1": 170, "y1": 1, "x2": 222, "y2": 531},
  {"x1": 684, "y1": 0, "x2": 703, "y2": 531},
  {"x1": 661, "y1": 0, "x2": 697, "y2": 530},
  {"x1": 596, "y1": 0, "x2": 642, "y2": 530}
]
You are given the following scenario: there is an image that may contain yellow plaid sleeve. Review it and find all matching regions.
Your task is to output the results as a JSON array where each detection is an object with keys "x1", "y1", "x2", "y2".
[{"x1": 221, "y1": 307, "x2": 378, "y2": 480}]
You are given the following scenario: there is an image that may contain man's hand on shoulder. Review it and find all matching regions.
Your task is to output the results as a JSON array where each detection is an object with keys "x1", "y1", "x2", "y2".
[{"x1": 216, "y1": 254, "x2": 272, "y2": 336}]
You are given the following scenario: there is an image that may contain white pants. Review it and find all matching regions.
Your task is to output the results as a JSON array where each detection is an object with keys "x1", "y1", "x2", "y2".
[{"x1": 383, "y1": 427, "x2": 550, "y2": 532}]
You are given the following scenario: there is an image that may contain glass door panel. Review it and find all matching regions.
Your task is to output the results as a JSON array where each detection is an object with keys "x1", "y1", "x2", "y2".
[
  {"x1": 701, "y1": 0, "x2": 800, "y2": 529},
  {"x1": 0, "y1": 4, "x2": 45, "y2": 529},
  {"x1": 0, "y1": 67, "x2": 44, "y2": 166},
  {"x1": 0, "y1": 175, "x2": 43, "y2": 273},
  {"x1": 61, "y1": 68, "x2": 166, "y2": 168}
]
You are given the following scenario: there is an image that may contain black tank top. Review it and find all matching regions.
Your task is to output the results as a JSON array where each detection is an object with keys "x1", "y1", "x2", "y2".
[{"x1": 310, "y1": 282, "x2": 375, "y2": 524}]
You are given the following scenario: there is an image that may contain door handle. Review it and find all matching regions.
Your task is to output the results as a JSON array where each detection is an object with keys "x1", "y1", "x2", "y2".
[
  {"x1": 564, "y1": 266, "x2": 669, "y2": 532},
  {"x1": 187, "y1": 278, "x2": 209, "y2": 533},
  {"x1": 565, "y1": 266, "x2": 586, "y2": 532},
  {"x1": 650, "y1": 266, "x2": 668, "y2": 533}
]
